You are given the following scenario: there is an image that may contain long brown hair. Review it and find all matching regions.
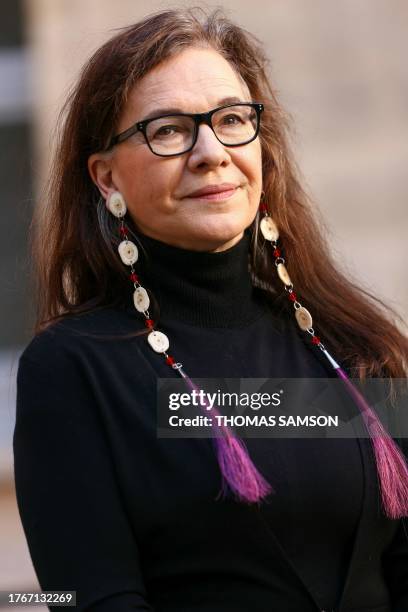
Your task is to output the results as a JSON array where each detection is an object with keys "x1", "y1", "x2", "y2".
[{"x1": 30, "y1": 6, "x2": 407, "y2": 381}]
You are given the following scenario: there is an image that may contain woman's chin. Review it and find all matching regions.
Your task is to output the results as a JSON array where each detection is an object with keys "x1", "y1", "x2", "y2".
[
  {"x1": 195, "y1": 211, "x2": 251, "y2": 238},
  {"x1": 182, "y1": 227, "x2": 246, "y2": 252}
]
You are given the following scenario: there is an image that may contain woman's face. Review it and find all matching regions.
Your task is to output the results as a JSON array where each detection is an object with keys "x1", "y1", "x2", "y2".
[{"x1": 88, "y1": 47, "x2": 263, "y2": 252}]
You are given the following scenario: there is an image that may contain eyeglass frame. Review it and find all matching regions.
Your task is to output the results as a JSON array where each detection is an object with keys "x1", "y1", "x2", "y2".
[{"x1": 106, "y1": 102, "x2": 264, "y2": 156}]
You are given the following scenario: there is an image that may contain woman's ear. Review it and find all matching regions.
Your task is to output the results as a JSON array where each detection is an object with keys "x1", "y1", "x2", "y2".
[{"x1": 87, "y1": 152, "x2": 117, "y2": 200}]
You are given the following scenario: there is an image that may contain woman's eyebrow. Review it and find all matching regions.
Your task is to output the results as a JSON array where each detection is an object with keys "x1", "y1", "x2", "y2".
[{"x1": 141, "y1": 96, "x2": 248, "y2": 121}]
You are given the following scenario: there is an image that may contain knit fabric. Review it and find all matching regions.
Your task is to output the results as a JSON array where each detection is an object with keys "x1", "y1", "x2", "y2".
[{"x1": 13, "y1": 230, "x2": 404, "y2": 611}]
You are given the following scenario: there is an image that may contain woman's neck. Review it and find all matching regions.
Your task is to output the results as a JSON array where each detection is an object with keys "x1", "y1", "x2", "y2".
[{"x1": 125, "y1": 228, "x2": 269, "y2": 328}]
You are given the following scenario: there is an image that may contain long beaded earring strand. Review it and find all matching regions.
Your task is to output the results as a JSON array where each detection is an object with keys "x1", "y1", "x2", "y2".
[
  {"x1": 258, "y1": 192, "x2": 408, "y2": 519},
  {"x1": 106, "y1": 190, "x2": 272, "y2": 505}
]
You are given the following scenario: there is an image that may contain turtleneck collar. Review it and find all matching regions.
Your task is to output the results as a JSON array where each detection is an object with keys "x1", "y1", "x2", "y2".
[{"x1": 124, "y1": 228, "x2": 269, "y2": 328}]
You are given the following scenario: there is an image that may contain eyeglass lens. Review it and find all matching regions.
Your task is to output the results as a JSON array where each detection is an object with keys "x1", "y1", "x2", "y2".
[{"x1": 145, "y1": 104, "x2": 258, "y2": 155}]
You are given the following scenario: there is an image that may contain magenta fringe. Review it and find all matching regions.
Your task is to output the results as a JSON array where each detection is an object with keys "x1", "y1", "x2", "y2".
[
  {"x1": 336, "y1": 367, "x2": 408, "y2": 519},
  {"x1": 181, "y1": 368, "x2": 408, "y2": 516},
  {"x1": 183, "y1": 376, "x2": 273, "y2": 503}
]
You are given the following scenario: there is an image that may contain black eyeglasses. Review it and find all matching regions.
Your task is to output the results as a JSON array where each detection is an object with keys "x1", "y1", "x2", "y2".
[{"x1": 107, "y1": 102, "x2": 264, "y2": 157}]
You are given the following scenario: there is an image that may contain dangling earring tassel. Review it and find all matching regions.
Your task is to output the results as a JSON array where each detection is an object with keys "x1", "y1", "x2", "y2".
[
  {"x1": 321, "y1": 347, "x2": 408, "y2": 519},
  {"x1": 258, "y1": 194, "x2": 408, "y2": 519},
  {"x1": 183, "y1": 376, "x2": 273, "y2": 504}
]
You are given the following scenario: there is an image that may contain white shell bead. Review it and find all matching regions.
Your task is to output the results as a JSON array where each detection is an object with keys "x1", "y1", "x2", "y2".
[
  {"x1": 295, "y1": 306, "x2": 313, "y2": 331},
  {"x1": 118, "y1": 240, "x2": 138, "y2": 265},
  {"x1": 133, "y1": 287, "x2": 149, "y2": 312},
  {"x1": 106, "y1": 191, "x2": 127, "y2": 217},
  {"x1": 147, "y1": 330, "x2": 169, "y2": 353},
  {"x1": 260, "y1": 217, "x2": 279, "y2": 241},
  {"x1": 277, "y1": 263, "x2": 292, "y2": 285}
]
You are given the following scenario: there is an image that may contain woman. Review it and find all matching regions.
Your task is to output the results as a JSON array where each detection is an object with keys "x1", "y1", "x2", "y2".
[{"x1": 13, "y1": 7, "x2": 408, "y2": 612}]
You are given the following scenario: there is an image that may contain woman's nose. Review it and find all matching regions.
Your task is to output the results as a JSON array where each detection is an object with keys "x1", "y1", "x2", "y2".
[{"x1": 186, "y1": 123, "x2": 231, "y2": 170}]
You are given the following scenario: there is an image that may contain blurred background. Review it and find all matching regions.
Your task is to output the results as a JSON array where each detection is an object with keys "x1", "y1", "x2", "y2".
[{"x1": 1, "y1": 0, "x2": 407, "y2": 606}]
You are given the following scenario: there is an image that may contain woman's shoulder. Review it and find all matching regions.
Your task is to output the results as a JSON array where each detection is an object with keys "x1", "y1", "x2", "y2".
[
  {"x1": 15, "y1": 304, "x2": 159, "y2": 437},
  {"x1": 19, "y1": 304, "x2": 142, "y2": 368}
]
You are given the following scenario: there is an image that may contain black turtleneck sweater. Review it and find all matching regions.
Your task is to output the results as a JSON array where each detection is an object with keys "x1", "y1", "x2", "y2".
[{"x1": 13, "y1": 231, "x2": 407, "y2": 612}]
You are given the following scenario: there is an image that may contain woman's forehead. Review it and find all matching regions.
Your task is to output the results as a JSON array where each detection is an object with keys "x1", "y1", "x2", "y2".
[{"x1": 121, "y1": 48, "x2": 250, "y2": 120}]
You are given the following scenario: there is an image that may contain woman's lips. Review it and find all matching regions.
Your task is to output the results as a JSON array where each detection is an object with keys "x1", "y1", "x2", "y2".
[{"x1": 187, "y1": 187, "x2": 237, "y2": 201}]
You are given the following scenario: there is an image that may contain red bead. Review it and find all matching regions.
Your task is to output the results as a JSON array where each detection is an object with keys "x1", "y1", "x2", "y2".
[
  {"x1": 166, "y1": 355, "x2": 175, "y2": 365},
  {"x1": 273, "y1": 248, "x2": 281, "y2": 257},
  {"x1": 145, "y1": 318, "x2": 154, "y2": 328},
  {"x1": 312, "y1": 336, "x2": 321, "y2": 345},
  {"x1": 288, "y1": 292, "x2": 297, "y2": 302},
  {"x1": 119, "y1": 226, "x2": 127, "y2": 235},
  {"x1": 259, "y1": 202, "x2": 268, "y2": 213},
  {"x1": 130, "y1": 272, "x2": 139, "y2": 282}
]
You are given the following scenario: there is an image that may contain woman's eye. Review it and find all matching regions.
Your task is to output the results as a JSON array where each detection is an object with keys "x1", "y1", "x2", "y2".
[
  {"x1": 154, "y1": 125, "x2": 180, "y2": 138},
  {"x1": 223, "y1": 114, "x2": 243, "y2": 125}
]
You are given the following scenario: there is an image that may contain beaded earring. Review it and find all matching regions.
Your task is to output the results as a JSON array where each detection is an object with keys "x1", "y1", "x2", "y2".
[
  {"x1": 106, "y1": 189, "x2": 272, "y2": 504},
  {"x1": 105, "y1": 188, "x2": 408, "y2": 518},
  {"x1": 258, "y1": 191, "x2": 408, "y2": 519}
]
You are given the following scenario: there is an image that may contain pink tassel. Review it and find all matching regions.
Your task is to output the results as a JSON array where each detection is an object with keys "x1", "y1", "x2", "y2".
[
  {"x1": 182, "y1": 375, "x2": 273, "y2": 504},
  {"x1": 213, "y1": 434, "x2": 273, "y2": 503},
  {"x1": 336, "y1": 365, "x2": 408, "y2": 519}
]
